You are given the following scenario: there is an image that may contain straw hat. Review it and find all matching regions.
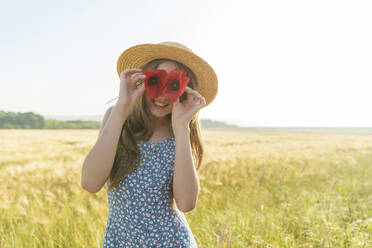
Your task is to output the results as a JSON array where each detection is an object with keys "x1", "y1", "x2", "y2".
[{"x1": 116, "y1": 41, "x2": 218, "y2": 106}]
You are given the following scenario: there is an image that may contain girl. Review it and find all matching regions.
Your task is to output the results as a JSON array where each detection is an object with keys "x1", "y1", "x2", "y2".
[{"x1": 81, "y1": 41, "x2": 218, "y2": 247}]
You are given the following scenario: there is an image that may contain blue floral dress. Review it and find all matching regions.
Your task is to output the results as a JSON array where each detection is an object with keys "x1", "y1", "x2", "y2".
[{"x1": 102, "y1": 136, "x2": 198, "y2": 248}]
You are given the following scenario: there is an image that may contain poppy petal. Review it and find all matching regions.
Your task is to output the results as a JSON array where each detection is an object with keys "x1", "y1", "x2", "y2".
[
  {"x1": 144, "y1": 69, "x2": 168, "y2": 99},
  {"x1": 162, "y1": 69, "x2": 190, "y2": 103}
]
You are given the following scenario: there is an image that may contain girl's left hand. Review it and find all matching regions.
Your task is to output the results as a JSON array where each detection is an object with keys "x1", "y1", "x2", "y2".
[{"x1": 171, "y1": 86, "x2": 206, "y2": 132}]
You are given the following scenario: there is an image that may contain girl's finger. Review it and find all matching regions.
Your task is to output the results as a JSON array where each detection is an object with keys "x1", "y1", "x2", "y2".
[
  {"x1": 121, "y1": 69, "x2": 144, "y2": 78},
  {"x1": 184, "y1": 87, "x2": 199, "y2": 96},
  {"x1": 196, "y1": 97, "x2": 203, "y2": 105},
  {"x1": 184, "y1": 86, "x2": 193, "y2": 92},
  {"x1": 189, "y1": 95, "x2": 200, "y2": 105},
  {"x1": 192, "y1": 94, "x2": 201, "y2": 101},
  {"x1": 125, "y1": 68, "x2": 143, "y2": 74},
  {"x1": 132, "y1": 73, "x2": 146, "y2": 81},
  {"x1": 136, "y1": 82, "x2": 145, "y2": 92},
  {"x1": 194, "y1": 95, "x2": 205, "y2": 106},
  {"x1": 193, "y1": 92, "x2": 203, "y2": 100},
  {"x1": 131, "y1": 75, "x2": 146, "y2": 86},
  {"x1": 190, "y1": 91, "x2": 204, "y2": 102},
  {"x1": 132, "y1": 71, "x2": 145, "y2": 76},
  {"x1": 186, "y1": 87, "x2": 201, "y2": 96}
]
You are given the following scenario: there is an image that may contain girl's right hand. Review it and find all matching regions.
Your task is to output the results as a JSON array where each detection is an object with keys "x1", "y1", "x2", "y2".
[{"x1": 117, "y1": 68, "x2": 146, "y2": 111}]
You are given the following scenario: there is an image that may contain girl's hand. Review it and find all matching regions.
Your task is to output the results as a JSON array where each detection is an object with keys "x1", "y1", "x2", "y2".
[
  {"x1": 117, "y1": 69, "x2": 146, "y2": 111},
  {"x1": 171, "y1": 86, "x2": 206, "y2": 132}
]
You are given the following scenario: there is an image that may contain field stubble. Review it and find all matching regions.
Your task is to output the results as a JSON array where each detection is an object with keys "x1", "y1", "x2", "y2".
[{"x1": 0, "y1": 129, "x2": 371, "y2": 247}]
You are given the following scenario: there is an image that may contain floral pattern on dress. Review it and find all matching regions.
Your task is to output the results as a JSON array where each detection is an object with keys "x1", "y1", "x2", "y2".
[{"x1": 102, "y1": 136, "x2": 198, "y2": 248}]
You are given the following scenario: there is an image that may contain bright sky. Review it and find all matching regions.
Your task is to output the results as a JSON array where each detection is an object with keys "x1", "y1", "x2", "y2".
[{"x1": 1, "y1": 0, "x2": 371, "y2": 127}]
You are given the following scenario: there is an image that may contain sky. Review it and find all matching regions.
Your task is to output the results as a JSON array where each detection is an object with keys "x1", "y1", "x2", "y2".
[{"x1": 1, "y1": 0, "x2": 371, "y2": 127}]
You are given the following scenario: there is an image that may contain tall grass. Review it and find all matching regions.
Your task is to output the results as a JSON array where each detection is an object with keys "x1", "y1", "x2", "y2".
[{"x1": 0, "y1": 129, "x2": 371, "y2": 247}]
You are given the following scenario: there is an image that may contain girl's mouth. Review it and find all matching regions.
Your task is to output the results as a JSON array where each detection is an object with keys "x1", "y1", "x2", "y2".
[{"x1": 152, "y1": 99, "x2": 169, "y2": 108}]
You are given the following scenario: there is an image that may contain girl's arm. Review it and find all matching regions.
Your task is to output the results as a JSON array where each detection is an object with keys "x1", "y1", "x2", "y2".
[
  {"x1": 81, "y1": 103, "x2": 130, "y2": 193},
  {"x1": 172, "y1": 125, "x2": 200, "y2": 212}
]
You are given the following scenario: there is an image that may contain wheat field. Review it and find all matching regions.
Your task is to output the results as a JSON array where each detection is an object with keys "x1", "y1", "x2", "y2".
[{"x1": 0, "y1": 129, "x2": 371, "y2": 247}]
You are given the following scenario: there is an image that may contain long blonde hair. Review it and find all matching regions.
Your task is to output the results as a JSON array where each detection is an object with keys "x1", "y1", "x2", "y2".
[{"x1": 107, "y1": 58, "x2": 204, "y2": 210}]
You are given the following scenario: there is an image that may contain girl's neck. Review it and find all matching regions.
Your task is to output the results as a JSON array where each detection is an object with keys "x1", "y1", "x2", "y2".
[
  {"x1": 152, "y1": 116, "x2": 173, "y2": 138},
  {"x1": 153, "y1": 115, "x2": 170, "y2": 128}
]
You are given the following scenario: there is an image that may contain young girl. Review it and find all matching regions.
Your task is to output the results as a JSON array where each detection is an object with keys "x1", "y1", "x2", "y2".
[{"x1": 81, "y1": 41, "x2": 218, "y2": 247}]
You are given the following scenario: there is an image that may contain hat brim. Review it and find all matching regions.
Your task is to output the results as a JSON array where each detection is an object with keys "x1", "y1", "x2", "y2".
[{"x1": 116, "y1": 43, "x2": 218, "y2": 107}]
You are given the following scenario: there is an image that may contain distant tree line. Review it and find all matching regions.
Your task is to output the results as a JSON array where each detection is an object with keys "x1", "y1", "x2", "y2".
[
  {"x1": 0, "y1": 111, "x2": 100, "y2": 129},
  {"x1": 200, "y1": 119, "x2": 239, "y2": 129},
  {"x1": 0, "y1": 110, "x2": 238, "y2": 129}
]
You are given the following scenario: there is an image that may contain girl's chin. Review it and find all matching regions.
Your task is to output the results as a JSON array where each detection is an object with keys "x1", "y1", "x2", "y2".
[
  {"x1": 149, "y1": 106, "x2": 171, "y2": 117},
  {"x1": 150, "y1": 109, "x2": 171, "y2": 117}
]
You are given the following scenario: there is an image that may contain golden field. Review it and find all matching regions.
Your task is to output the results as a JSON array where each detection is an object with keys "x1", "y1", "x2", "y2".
[{"x1": 0, "y1": 129, "x2": 371, "y2": 247}]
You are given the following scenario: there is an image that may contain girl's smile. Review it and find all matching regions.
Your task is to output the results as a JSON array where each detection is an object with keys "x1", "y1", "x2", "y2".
[
  {"x1": 148, "y1": 95, "x2": 173, "y2": 116},
  {"x1": 152, "y1": 98, "x2": 170, "y2": 108}
]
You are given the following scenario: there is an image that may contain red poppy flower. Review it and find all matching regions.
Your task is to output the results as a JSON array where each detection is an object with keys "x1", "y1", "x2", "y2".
[
  {"x1": 162, "y1": 69, "x2": 190, "y2": 103},
  {"x1": 144, "y1": 69, "x2": 190, "y2": 103},
  {"x1": 143, "y1": 69, "x2": 168, "y2": 99}
]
